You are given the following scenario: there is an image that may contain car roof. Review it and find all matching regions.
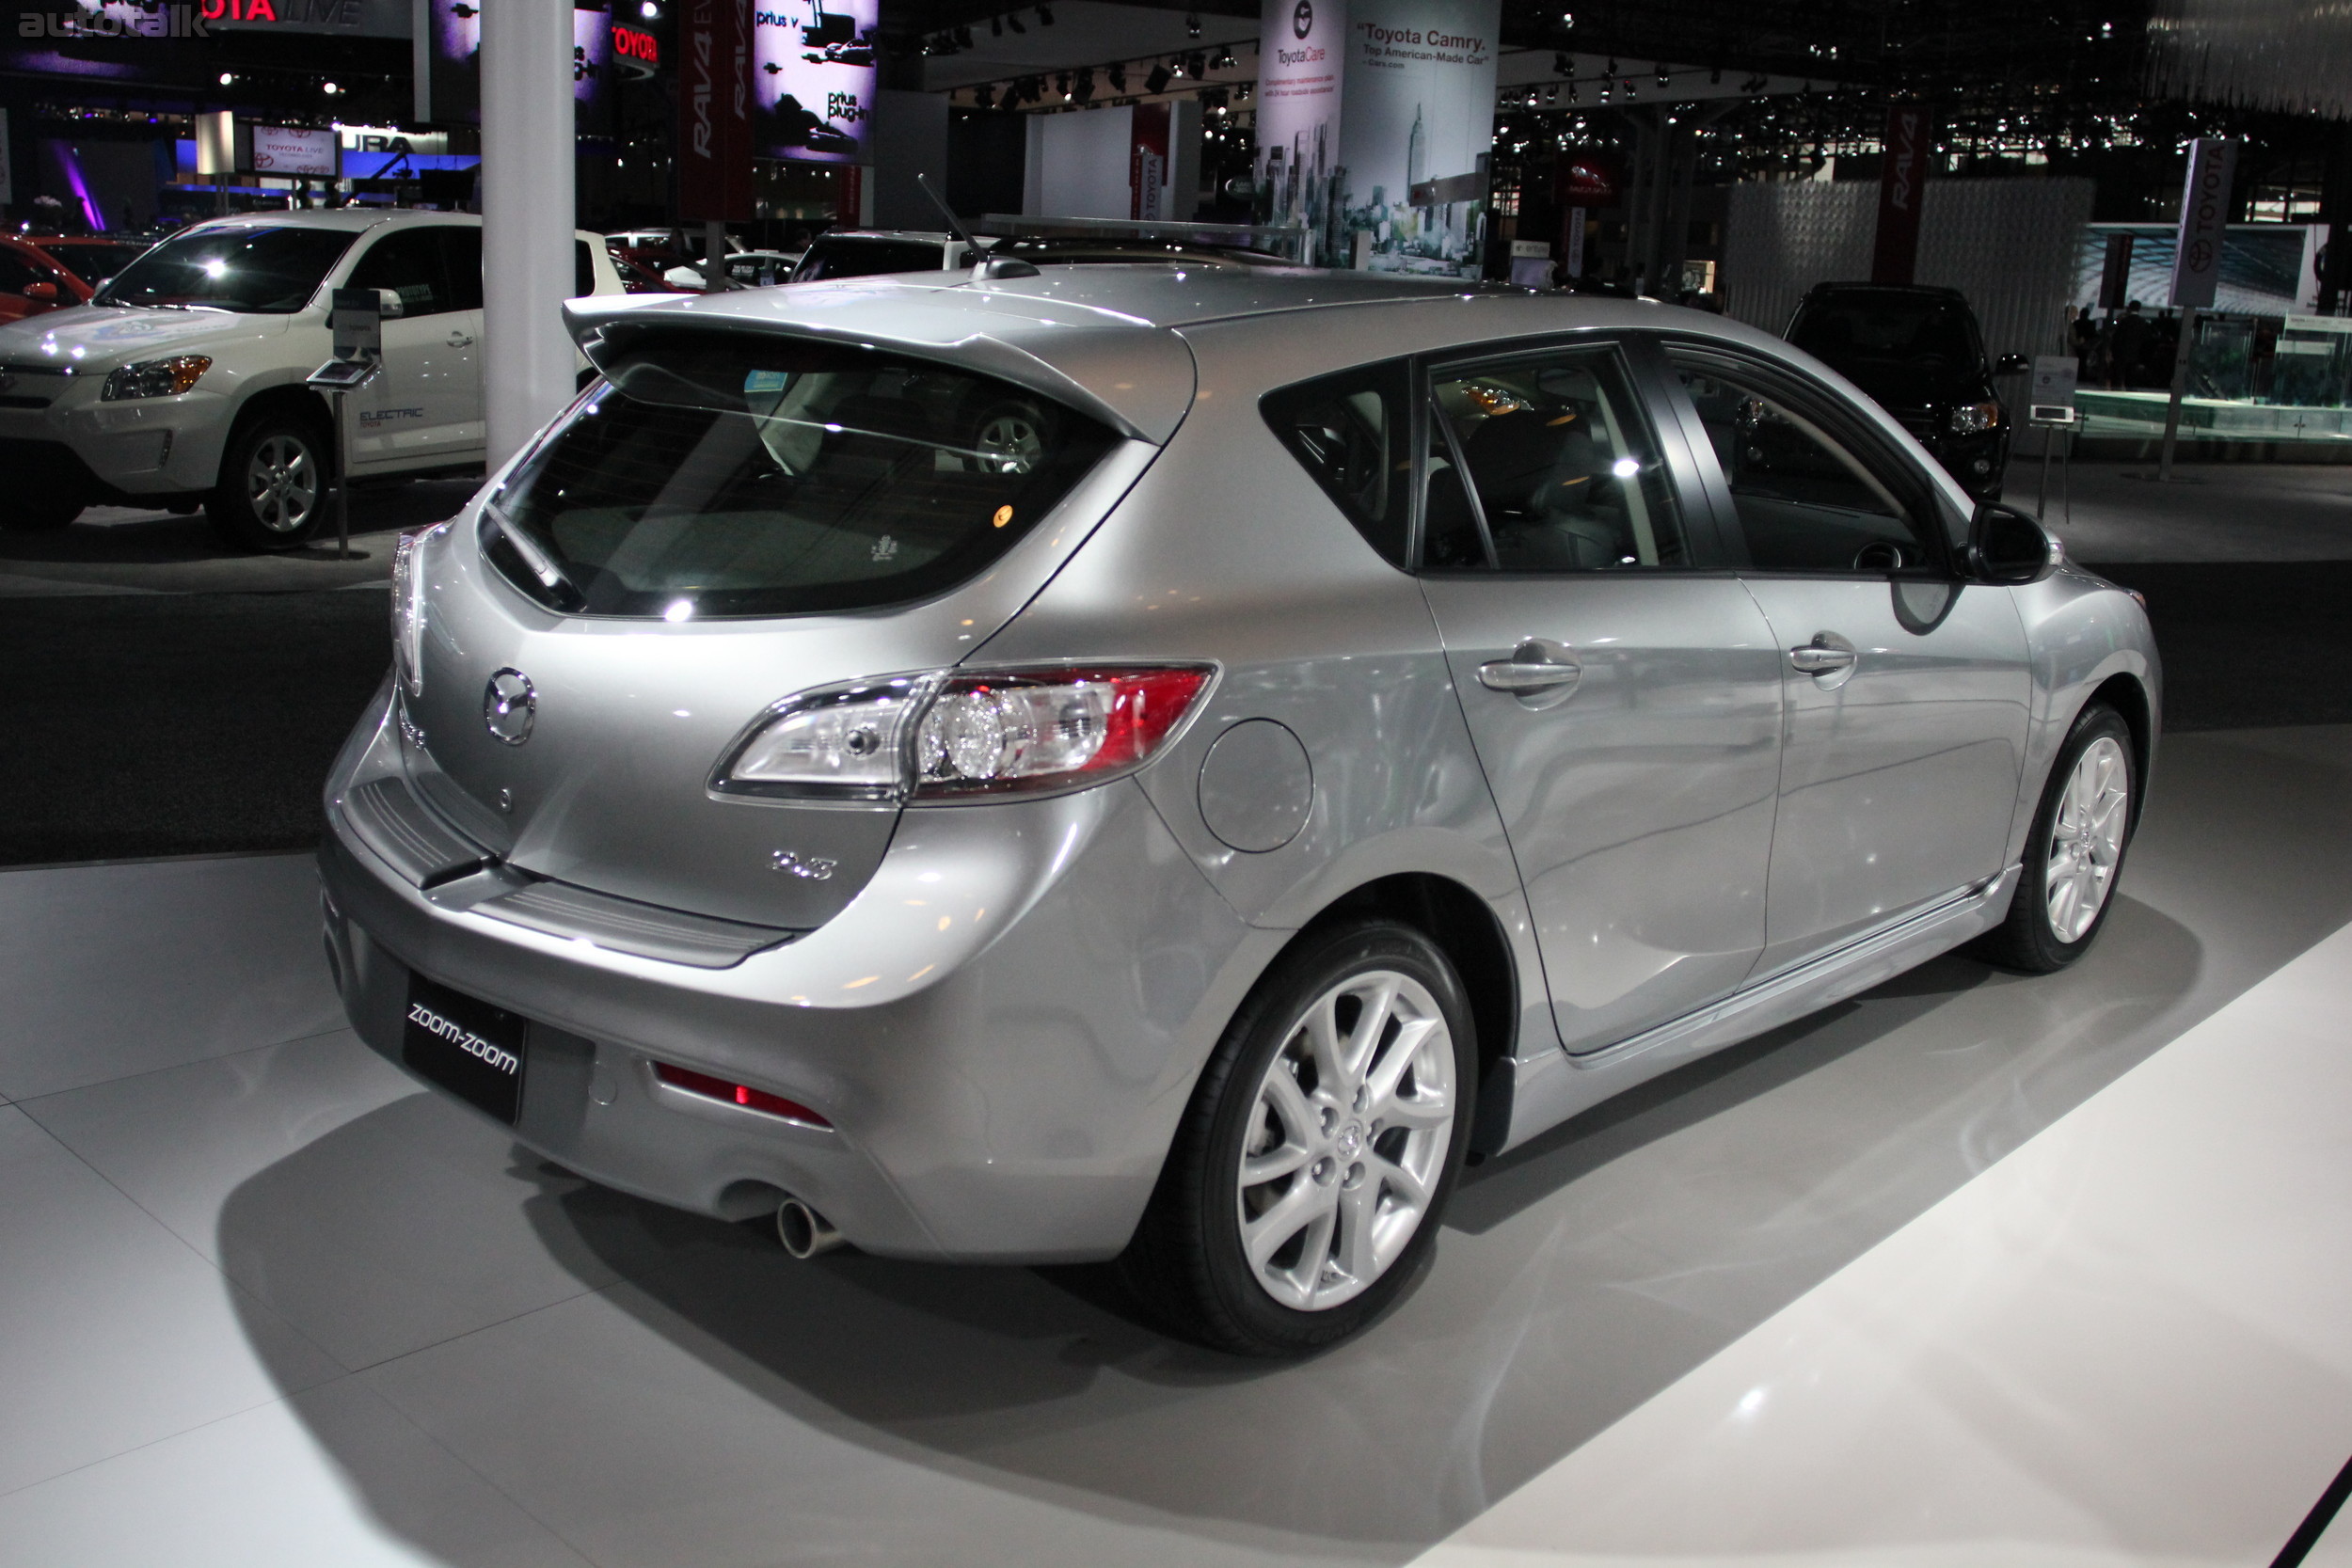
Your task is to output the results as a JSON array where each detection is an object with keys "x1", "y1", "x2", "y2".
[{"x1": 565, "y1": 267, "x2": 1695, "y2": 443}]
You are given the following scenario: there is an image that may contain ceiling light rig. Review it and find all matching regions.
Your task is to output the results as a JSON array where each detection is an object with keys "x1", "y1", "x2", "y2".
[{"x1": 1184, "y1": 10, "x2": 1200, "y2": 37}]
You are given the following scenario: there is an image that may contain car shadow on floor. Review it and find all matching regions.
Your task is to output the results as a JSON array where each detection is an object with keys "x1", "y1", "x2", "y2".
[
  {"x1": 207, "y1": 731, "x2": 2352, "y2": 1562},
  {"x1": 213, "y1": 908, "x2": 2220, "y2": 1562}
]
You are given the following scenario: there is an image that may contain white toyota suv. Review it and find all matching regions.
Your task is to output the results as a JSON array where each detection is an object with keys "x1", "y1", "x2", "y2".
[{"x1": 0, "y1": 210, "x2": 624, "y2": 549}]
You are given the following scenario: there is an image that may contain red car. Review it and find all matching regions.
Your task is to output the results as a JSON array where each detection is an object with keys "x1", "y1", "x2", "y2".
[{"x1": 0, "y1": 234, "x2": 151, "y2": 321}]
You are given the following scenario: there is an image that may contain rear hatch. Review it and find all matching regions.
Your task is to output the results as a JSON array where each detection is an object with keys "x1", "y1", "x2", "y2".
[{"x1": 399, "y1": 324, "x2": 1161, "y2": 929}]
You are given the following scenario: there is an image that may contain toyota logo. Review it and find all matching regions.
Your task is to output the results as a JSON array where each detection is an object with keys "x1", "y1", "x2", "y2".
[
  {"x1": 484, "y1": 669, "x2": 536, "y2": 746},
  {"x1": 1292, "y1": 0, "x2": 1311, "y2": 37}
]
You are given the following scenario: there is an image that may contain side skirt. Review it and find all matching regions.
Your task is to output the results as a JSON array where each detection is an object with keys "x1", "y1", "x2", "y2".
[{"x1": 1496, "y1": 865, "x2": 2022, "y2": 1153}]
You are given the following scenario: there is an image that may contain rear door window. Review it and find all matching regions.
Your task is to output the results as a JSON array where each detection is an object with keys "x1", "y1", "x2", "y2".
[
  {"x1": 485, "y1": 334, "x2": 1121, "y2": 618},
  {"x1": 1426, "y1": 345, "x2": 1691, "y2": 572}
]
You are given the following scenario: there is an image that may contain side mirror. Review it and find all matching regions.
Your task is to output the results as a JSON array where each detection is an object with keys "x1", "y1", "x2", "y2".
[
  {"x1": 1994, "y1": 353, "x2": 2030, "y2": 375},
  {"x1": 1968, "y1": 501, "x2": 2060, "y2": 584},
  {"x1": 23, "y1": 280, "x2": 58, "y2": 301},
  {"x1": 374, "y1": 287, "x2": 406, "y2": 320}
]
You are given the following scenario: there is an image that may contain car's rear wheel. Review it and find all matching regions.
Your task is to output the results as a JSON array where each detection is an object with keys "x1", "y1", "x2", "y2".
[
  {"x1": 208, "y1": 412, "x2": 328, "y2": 551},
  {"x1": 1121, "y1": 920, "x2": 1475, "y2": 1355},
  {"x1": 1973, "y1": 703, "x2": 2136, "y2": 973}
]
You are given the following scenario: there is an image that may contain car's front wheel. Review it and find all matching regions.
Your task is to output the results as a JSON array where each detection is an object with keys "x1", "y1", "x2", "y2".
[
  {"x1": 1122, "y1": 920, "x2": 1476, "y2": 1354},
  {"x1": 208, "y1": 412, "x2": 329, "y2": 551},
  {"x1": 1974, "y1": 702, "x2": 2137, "y2": 972}
]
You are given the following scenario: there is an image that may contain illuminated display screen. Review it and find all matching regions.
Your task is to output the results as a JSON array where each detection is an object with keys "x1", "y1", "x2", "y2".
[{"x1": 753, "y1": 0, "x2": 874, "y2": 163}]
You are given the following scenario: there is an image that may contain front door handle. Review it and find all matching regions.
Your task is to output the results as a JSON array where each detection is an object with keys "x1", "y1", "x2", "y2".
[
  {"x1": 1479, "y1": 638, "x2": 1581, "y2": 708},
  {"x1": 446, "y1": 331, "x2": 476, "y2": 348},
  {"x1": 1788, "y1": 636, "x2": 1859, "y2": 674}
]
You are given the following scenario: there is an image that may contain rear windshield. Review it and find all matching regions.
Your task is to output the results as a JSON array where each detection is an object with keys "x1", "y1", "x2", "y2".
[
  {"x1": 790, "y1": 238, "x2": 947, "y2": 281},
  {"x1": 93, "y1": 225, "x2": 355, "y2": 313},
  {"x1": 483, "y1": 335, "x2": 1120, "y2": 618}
]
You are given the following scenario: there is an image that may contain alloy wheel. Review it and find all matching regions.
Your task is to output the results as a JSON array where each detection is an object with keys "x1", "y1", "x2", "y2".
[
  {"x1": 1236, "y1": 968, "x2": 1455, "y2": 1311},
  {"x1": 246, "y1": 433, "x2": 319, "y2": 534},
  {"x1": 2045, "y1": 735, "x2": 2130, "y2": 942},
  {"x1": 973, "y1": 412, "x2": 1043, "y2": 476}
]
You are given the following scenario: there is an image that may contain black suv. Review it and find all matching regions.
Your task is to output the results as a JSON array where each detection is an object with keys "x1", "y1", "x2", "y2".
[{"x1": 1785, "y1": 283, "x2": 2027, "y2": 501}]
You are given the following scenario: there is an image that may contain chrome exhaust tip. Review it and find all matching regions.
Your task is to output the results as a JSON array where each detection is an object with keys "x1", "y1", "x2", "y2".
[{"x1": 775, "y1": 1196, "x2": 846, "y2": 1259}]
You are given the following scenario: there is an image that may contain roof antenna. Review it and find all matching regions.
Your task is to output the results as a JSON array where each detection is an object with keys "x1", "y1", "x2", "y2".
[{"x1": 915, "y1": 171, "x2": 1038, "y2": 280}]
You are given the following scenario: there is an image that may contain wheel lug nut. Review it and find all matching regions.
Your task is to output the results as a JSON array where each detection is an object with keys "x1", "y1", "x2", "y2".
[{"x1": 1311, "y1": 1157, "x2": 1335, "y2": 1185}]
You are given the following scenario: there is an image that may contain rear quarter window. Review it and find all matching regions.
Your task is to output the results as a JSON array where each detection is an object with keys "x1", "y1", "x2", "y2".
[{"x1": 1260, "y1": 359, "x2": 1413, "y2": 566}]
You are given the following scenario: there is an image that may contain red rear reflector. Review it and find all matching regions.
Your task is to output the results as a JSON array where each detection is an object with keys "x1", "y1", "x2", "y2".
[{"x1": 653, "y1": 1062, "x2": 831, "y2": 1127}]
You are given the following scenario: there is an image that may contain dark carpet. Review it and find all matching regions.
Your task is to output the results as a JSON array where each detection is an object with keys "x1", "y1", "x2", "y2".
[{"x1": 0, "y1": 562, "x2": 2341, "y2": 866}]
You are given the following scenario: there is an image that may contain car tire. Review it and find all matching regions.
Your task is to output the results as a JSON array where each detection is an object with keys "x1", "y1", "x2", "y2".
[
  {"x1": 964, "y1": 398, "x2": 1053, "y2": 477},
  {"x1": 1972, "y1": 703, "x2": 2137, "y2": 974},
  {"x1": 1120, "y1": 919, "x2": 1477, "y2": 1355},
  {"x1": 6, "y1": 486, "x2": 85, "y2": 531},
  {"x1": 208, "y1": 409, "x2": 330, "y2": 551}
]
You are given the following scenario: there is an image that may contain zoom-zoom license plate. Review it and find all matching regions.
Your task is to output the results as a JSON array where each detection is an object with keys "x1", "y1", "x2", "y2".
[{"x1": 402, "y1": 974, "x2": 528, "y2": 1124}]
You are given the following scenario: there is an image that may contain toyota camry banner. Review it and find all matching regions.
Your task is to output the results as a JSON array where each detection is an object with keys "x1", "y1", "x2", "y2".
[{"x1": 1334, "y1": 0, "x2": 1499, "y2": 277}]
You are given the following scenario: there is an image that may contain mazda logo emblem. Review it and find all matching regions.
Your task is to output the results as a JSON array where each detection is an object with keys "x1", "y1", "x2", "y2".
[
  {"x1": 484, "y1": 668, "x2": 535, "y2": 746},
  {"x1": 1292, "y1": 0, "x2": 1311, "y2": 37}
]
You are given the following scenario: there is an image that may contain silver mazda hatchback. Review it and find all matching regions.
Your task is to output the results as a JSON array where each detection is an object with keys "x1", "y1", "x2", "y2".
[{"x1": 320, "y1": 267, "x2": 2159, "y2": 1354}]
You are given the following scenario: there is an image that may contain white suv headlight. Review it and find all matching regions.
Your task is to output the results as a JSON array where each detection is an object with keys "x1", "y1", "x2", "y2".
[{"x1": 100, "y1": 355, "x2": 212, "y2": 401}]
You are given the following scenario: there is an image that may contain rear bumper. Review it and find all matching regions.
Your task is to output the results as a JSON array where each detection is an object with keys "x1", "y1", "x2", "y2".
[{"x1": 318, "y1": 704, "x2": 1276, "y2": 1262}]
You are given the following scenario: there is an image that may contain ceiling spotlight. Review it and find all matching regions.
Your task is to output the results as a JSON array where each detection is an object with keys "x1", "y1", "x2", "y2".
[
  {"x1": 1144, "y1": 62, "x2": 1171, "y2": 93},
  {"x1": 1107, "y1": 61, "x2": 1127, "y2": 90},
  {"x1": 1552, "y1": 50, "x2": 1569, "y2": 75},
  {"x1": 1074, "y1": 66, "x2": 1094, "y2": 100},
  {"x1": 1624, "y1": 76, "x2": 1637, "y2": 98},
  {"x1": 218, "y1": 71, "x2": 233, "y2": 85},
  {"x1": 1655, "y1": 62, "x2": 1669, "y2": 87},
  {"x1": 323, "y1": 80, "x2": 340, "y2": 93},
  {"x1": 1709, "y1": 65, "x2": 1722, "y2": 84},
  {"x1": 1565, "y1": 79, "x2": 1579, "y2": 102},
  {"x1": 1184, "y1": 10, "x2": 1200, "y2": 37},
  {"x1": 1544, "y1": 83, "x2": 1558, "y2": 103},
  {"x1": 989, "y1": 12, "x2": 1000, "y2": 32},
  {"x1": 1211, "y1": 45, "x2": 1235, "y2": 69},
  {"x1": 1559, "y1": 8, "x2": 1573, "y2": 25},
  {"x1": 955, "y1": 23, "x2": 971, "y2": 45},
  {"x1": 1603, "y1": 56, "x2": 1615, "y2": 78},
  {"x1": 1184, "y1": 50, "x2": 1206, "y2": 76},
  {"x1": 640, "y1": 0, "x2": 658, "y2": 13},
  {"x1": 1006, "y1": 9, "x2": 1024, "y2": 30},
  {"x1": 1168, "y1": 54, "x2": 1184, "y2": 78},
  {"x1": 1036, "y1": 2, "x2": 1052, "y2": 20},
  {"x1": 975, "y1": 83, "x2": 995, "y2": 108},
  {"x1": 1056, "y1": 71, "x2": 1069, "y2": 94}
]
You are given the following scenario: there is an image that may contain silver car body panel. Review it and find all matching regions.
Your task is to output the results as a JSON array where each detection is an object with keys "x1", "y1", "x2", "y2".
[{"x1": 321, "y1": 268, "x2": 2162, "y2": 1261}]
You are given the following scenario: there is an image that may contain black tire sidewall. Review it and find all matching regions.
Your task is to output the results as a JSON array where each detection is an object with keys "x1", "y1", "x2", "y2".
[
  {"x1": 1176, "y1": 921, "x2": 1477, "y2": 1355},
  {"x1": 2014, "y1": 705, "x2": 2137, "y2": 969},
  {"x1": 210, "y1": 414, "x2": 329, "y2": 551}
]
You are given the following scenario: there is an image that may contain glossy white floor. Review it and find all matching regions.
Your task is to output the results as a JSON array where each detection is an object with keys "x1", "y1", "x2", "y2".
[{"x1": 4, "y1": 726, "x2": 2350, "y2": 1568}]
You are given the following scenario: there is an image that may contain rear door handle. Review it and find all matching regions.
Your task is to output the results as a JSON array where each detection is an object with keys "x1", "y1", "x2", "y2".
[
  {"x1": 1788, "y1": 637, "x2": 1859, "y2": 674},
  {"x1": 1479, "y1": 639, "x2": 1581, "y2": 708}
]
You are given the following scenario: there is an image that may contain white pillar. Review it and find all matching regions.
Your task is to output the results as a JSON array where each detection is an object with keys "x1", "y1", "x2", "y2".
[{"x1": 482, "y1": 0, "x2": 579, "y2": 468}]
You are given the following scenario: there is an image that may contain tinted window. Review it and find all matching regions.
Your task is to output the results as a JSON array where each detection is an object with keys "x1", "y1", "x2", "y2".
[
  {"x1": 40, "y1": 241, "x2": 144, "y2": 286},
  {"x1": 1429, "y1": 346, "x2": 1687, "y2": 571},
  {"x1": 440, "y1": 228, "x2": 484, "y2": 310},
  {"x1": 485, "y1": 335, "x2": 1120, "y2": 618},
  {"x1": 1668, "y1": 350, "x2": 1936, "y2": 574},
  {"x1": 0, "y1": 250, "x2": 42, "y2": 293},
  {"x1": 94, "y1": 225, "x2": 355, "y2": 313},
  {"x1": 1260, "y1": 360, "x2": 1411, "y2": 566},
  {"x1": 790, "y1": 238, "x2": 948, "y2": 281},
  {"x1": 346, "y1": 228, "x2": 453, "y2": 317}
]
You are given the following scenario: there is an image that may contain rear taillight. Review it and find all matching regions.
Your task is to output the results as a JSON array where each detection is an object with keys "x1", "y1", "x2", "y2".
[
  {"x1": 389, "y1": 521, "x2": 446, "y2": 699},
  {"x1": 712, "y1": 664, "x2": 1215, "y2": 803}
]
